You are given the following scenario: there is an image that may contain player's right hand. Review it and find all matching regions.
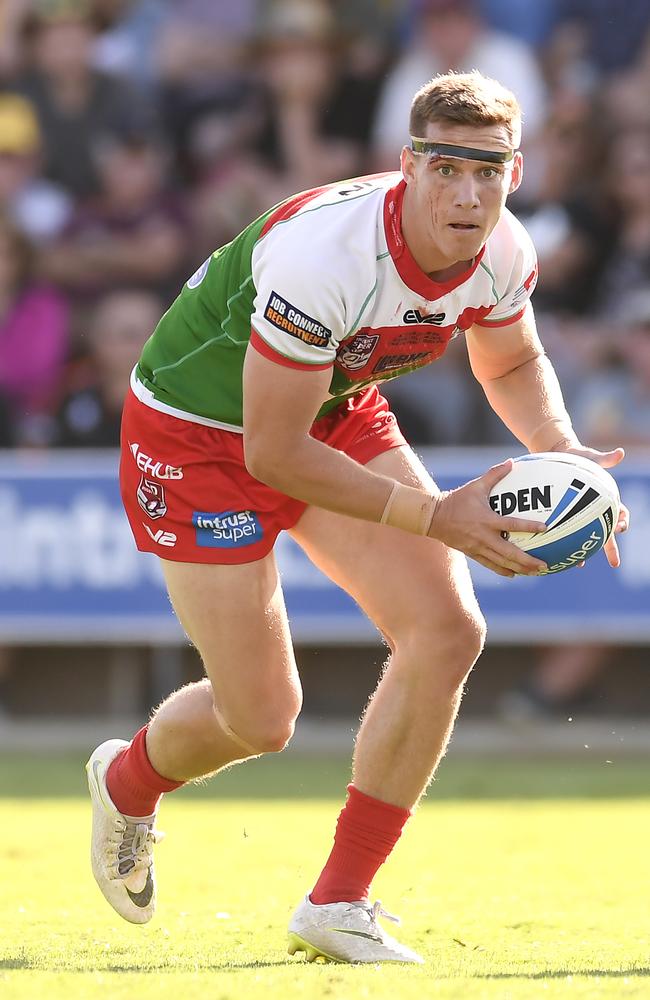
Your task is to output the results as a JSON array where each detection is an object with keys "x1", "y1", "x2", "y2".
[{"x1": 427, "y1": 460, "x2": 548, "y2": 578}]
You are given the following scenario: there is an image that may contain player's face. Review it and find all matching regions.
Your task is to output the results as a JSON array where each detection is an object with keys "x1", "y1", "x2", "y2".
[{"x1": 401, "y1": 122, "x2": 523, "y2": 271}]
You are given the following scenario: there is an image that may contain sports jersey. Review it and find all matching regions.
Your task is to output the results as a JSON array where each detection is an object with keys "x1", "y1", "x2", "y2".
[{"x1": 133, "y1": 172, "x2": 538, "y2": 432}]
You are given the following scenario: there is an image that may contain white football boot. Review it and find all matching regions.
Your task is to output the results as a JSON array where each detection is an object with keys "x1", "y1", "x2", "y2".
[
  {"x1": 287, "y1": 895, "x2": 424, "y2": 964},
  {"x1": 86, "y1": 738, "x2": 164, "y2": 925}
]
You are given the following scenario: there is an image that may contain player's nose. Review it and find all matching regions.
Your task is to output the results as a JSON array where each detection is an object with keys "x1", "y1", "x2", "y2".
[{"x1": 453, "y1": 175, "x2": 480, "y2": 209}]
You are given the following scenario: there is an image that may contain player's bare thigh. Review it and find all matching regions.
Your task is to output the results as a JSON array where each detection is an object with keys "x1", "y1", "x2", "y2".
[
  {"x1": 289, "y1": 445, "x2": 485, "y2": 665},
  {"x1": 159, "y1": 552, "x2": 302, "y2": 746}
]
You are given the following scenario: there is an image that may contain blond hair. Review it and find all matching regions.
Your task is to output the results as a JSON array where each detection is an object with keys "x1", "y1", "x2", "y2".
[{"x1": 409, "y1": 71, "x2": 522, "y2": 148}]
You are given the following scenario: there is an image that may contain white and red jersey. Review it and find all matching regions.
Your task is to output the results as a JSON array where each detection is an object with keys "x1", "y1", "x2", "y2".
[
  {"x1": 136, "y1": 171, "x2": 537, "y2": 429},
  {"x1": 250, "y1": 171, "x2": 538, "y2": 411}
]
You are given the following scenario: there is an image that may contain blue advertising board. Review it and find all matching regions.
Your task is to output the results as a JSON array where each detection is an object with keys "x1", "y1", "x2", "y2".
[{"x1": 0, "y1": 449, "x2": 648, "y2": 644}]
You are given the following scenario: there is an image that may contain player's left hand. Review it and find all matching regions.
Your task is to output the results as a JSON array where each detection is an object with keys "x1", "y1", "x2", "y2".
[{"x1": 552, "y1": 444, "x2": 630, "y2": 568}]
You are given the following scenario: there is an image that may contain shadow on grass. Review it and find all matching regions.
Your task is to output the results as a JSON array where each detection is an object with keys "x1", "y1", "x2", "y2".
[
  {"x1": 0, "y1": 956, "x2": 304, "y2": 972},
  {"x1": 3, "y1": 956, "x2": 650, "y2": 977},
  {"x1": 1, "y1": 752, "x2": 650, "y2": 801}
]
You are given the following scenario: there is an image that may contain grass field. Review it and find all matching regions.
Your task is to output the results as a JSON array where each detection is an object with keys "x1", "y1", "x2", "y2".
[{"x1": 1, "y1": 750, "x2": 649, "y2": 999}]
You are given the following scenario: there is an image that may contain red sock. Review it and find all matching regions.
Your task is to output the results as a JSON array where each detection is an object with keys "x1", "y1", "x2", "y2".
[
  {"x1": 106, "y1": 725, "x2": 184, "y2": 817},
  {"x1": 310, "y1": 784, "x2": 411, "y2": 905}
]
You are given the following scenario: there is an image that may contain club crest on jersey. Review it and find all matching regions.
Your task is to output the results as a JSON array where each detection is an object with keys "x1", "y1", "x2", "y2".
[
  {"x1": 264, "y1": 292, "x2": 331, "y2": 348},
  {"x1": 137, "y1": 476, "x2": 167, "y2": 520},
  {"x1": 337, "y1": 333, "x2": 380, "y2": 371}
]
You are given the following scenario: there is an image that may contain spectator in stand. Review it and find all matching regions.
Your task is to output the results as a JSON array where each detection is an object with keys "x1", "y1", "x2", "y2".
[
  {"x1": 0, "y1": 0, "x2": 31, "y2": 82},
  {"x1": 39, "y1": 125, "x2": 188, "y2": 305},
  {"x1": 90, "y1": 0, "x2": 169, "y2": 93},
  {"x1": 571, "y1": 291, "x2": 650, "y2": 449},
  {"x1": 54, "y1": 288, "x2": 161, "y2": 447},
  {"x1": 593, "y1": 129, "x2": 650, "y2": 320},
  {"x1": 477, "y1": 0, "x2": 559, "y2": 47},
  {"x1": 252, "y1": 0, "x2": 382, "y2": 192},
  {"x1": 371, "y1": 0, "x2": 547, "y2": 170},
  {"x1": 0, "y1": 213, "x2": 70, "y2": 446},
  {"x1": 0, "y1": 92, "x2": 72, "y2": 244},
  {"x1": 152, "y1": 0, "x2": 259, "y2": 159},
  {"x1": 498, "y1": 644, "x2": 613, "y2": 722},
  {"x1": 15, "y1": 0, "x2": 156, "y2": 200},
  {"x1": 186, "y1": 0, "x2": 383, "y2": 259},
  {"x1": 550, "y1": 0, "x2": 650, "y2": 80}
]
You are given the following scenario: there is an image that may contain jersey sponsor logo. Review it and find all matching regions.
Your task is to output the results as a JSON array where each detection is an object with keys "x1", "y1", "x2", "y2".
[
  {"x1": 129, "y1": 442, "x2": 184, "y2": 480},
  {"x1": 193, "y1": 510, "x2": 263, "y2": 548},
  {"x1": 264, "y1": 292, "x2": 331, "y2": 348},
  {"x1": 137, "y1": 477, "x2": 167, "y2": 519},
  {"x1": 391, "y1": 330, "x2": 445, "y2": 347},
  {"x1": 143, "y1": 524, "x2": 177, "y2": 547},
  {"x1": 372, "y1": 351, "x2": 431, "y2": 374},
  {"x1": 402, "y1": 309, "x2": 446, "y2": 325},
  {"x1": 337, "y1": 333, "x2": 380, "y2": 371},
  {"x1": 187, "y1": 256, "x2": 210, "y2": 289}
]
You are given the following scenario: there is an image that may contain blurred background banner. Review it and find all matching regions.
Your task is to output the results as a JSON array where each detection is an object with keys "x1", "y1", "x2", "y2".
[{"x1": 1, "y1": 447, "x2": 647, "y2": 645}]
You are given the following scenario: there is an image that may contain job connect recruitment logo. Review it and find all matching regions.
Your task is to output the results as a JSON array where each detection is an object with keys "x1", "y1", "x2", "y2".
[{"x1": 193, "y1": 510, "x2": 263, "y2": 548}]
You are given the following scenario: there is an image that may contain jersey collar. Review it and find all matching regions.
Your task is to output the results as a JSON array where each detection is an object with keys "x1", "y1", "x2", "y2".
[{"x1": 383, "y1": 179, "x2": 485, "y2": 299}]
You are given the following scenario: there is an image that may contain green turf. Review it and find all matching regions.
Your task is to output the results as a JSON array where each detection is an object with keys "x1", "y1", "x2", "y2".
[{"x1": 1, "y1": 753, "x2": 649, "y2": 999}]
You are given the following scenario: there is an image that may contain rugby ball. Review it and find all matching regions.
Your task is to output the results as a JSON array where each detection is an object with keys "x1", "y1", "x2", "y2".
[{"x1": 489, "y1": 452, "x2": 620, "y2": 574}]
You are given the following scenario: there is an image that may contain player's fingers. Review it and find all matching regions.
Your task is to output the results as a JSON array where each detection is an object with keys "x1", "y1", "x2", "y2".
[
  {"x1": 498, "y1": 516, "x2": 548, "y2": 536},
  {"x1": 485, "y1": 545, "x2": 539, "y2": 576},
  {"x1": 479, "y1": 459, "x2": 514, "y2": 492},
  {"x1": 588, "y1": 447, "x2": 625, "y2": 469},
  {"x1": 615, "y1": 504, "x2": 630, "y2": 533},
  {"x1": 499, "y1": 545, "x2": 545, "y2": 575},
  {"x1": 473, "y1": 554, "x2": 515, "y2": 578},
  {"x1": 604, "y1": 533, "x2": 620, "y2": 569}
]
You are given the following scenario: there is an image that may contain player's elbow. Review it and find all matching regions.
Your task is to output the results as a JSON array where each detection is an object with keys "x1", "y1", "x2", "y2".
[{"x1": 243, "y1": 435, "x2": 288, "y2": 489}]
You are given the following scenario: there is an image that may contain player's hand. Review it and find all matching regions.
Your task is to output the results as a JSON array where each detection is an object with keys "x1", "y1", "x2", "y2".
[
  {"x1": 428, "y1": 460, "x2": 548, "y2": 578},
  {"x1": 551, "y1": 444, "x2": 629, "y2": 569}
]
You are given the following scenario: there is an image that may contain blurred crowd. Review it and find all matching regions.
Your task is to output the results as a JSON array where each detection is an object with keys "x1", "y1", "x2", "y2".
[{"x1": 0, "y1": 0, "x2": 648, "y2": 452}]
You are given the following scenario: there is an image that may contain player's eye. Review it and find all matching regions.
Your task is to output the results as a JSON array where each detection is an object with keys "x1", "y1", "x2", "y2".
[
  {"x1": 481, "y1": 167, "x2": 499, "y2": 179},
  {"x1": 436, "y1": 164, "x2": 454, "y2": 177}
]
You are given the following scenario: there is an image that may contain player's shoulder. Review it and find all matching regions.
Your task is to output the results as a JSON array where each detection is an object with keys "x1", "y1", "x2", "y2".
[
  {"x1": 483, "y1": 208, "x2": 537, "y2": 279},
  {"x1": 487, "y1": 207, "x2": 535, "y2": 256},
  {"x1": 253, "y1": 173, "x2": 396, "y2": 281}
]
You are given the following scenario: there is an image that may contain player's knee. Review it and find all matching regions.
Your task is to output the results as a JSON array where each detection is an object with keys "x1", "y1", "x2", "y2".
[
  {"x1": 229, "y1": 713, "x2": 298, "y2": 754},
  {"x1": 443, "y1": 609, "x2": 487, "y2": 689},
  {"x1": 398, "y1": 605, "x2": 486, "y2": 692}
]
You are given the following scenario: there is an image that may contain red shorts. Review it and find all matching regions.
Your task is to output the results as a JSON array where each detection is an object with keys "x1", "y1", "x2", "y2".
[{"x1": 119, "y1": 385, "x2": 406, "y2": 564}]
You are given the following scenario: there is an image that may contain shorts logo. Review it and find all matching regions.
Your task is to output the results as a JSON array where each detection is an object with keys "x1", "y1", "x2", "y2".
[
  {"x1": 337, "y1": 333, "x2": 380, "y2": 371},
  {"x1": 264, "y1": 292, "x2": 331, "y2": 347},
  {"x1": 193, "y1": 510, "x2": 263, "y2": 548},
  {"x1": 137, "y1": 477, "x2": 167, "y2": 519},
  {"x1": 143, "y1": 524, "x2": 177, "y2": 547},
  {"x1": 130, "y1": 442, "x2": 183, "y2": 480}
]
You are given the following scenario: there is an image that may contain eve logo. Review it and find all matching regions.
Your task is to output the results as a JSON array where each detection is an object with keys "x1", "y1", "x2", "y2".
[{"x1": 143, "y1": 524, "x2": 177, "y2": 547}]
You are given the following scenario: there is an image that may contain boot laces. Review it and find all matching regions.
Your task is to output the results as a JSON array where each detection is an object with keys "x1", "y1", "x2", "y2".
[{"x1": 112, "y1": 819, "x2": 164, "y2": 878}]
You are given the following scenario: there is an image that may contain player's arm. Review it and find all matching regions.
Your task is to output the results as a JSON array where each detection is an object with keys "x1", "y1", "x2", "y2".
[
  {"x1": 243, "y1": 342, "x2": 409, "y2": 522},
  {"x1": 466, "y1": 302, "x2": 581, "y2": 452},
  {"x1": 466, "y1": 303, "x2": 629, "y2": 564},
  {"x1": 243, "y1": 341, "x2": 549, "y2": 577}
]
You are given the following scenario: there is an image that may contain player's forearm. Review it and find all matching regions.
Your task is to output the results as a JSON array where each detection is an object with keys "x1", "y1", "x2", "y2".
[
  {"x1": 247, "y1": 433, "x2": 397, "y2": 520},
  {"x1": 479, "y1": 354, "x2": 581, "y2": 453}
]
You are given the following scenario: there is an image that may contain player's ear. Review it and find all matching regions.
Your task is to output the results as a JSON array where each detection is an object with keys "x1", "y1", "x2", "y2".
[
  {"x1": 508, "y1": 151, "x2": 523, "y2": 194},
  {"x1": 401, "y1": 145, "x2": 417, "y2": 183}
]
